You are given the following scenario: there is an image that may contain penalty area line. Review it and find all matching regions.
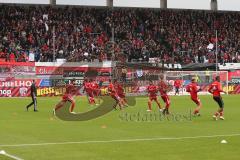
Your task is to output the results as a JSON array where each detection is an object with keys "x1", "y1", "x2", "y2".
[{"x1": 0, "y1": 133, "x2": 240, "y2": 148}]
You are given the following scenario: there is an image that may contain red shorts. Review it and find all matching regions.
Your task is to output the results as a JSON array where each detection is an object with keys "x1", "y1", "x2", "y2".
[
  {"x1": 93, "y1": 90, "x2": 100, "y2": 96},
  {"x1": 149, "y1": 96, "x2": 157, "y2": 101},
  {"x1": 191, "y1": 97, "x2": 201, "y2": 105},
  {"x1": 118, "y1": 93, "x2": 125, "y2": 99},
  {"x1": 62, "y1": 94, "x2": 74, "y2": 102},
  {"x1": 161, "y1": 95, "x2": 170, "y2": 105},
  {"x1": 87, "y1": 92, "x2": 94, "y2": 98},
  {"x1": 111, "y1": 95, "x2": 120, "y2": 102}
]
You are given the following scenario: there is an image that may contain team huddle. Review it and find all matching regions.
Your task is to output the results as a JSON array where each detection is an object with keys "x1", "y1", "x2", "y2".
[{"x1": 53, "y1": 75, "x2": 226, "y2": 120}]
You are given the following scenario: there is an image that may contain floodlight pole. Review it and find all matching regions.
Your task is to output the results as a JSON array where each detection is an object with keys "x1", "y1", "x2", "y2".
[
  {"x1": 111, "y1": 6, "x2": 114, "y2": 43},
  {"x1": 215, "y1": 30, "x2": 218, "y2": 72},
  {"x1": 211, "y1": 0, "x2": 218, "y2": 11},
  {"x1": 160, "y1": 0, "x2": 167, "y2": 9},
  {"x1": 53, "y1": 25, "x2": 56, "y2": 62},
  {"x1": 107, "y1": 0, "x2": 115, "y2": 79}
]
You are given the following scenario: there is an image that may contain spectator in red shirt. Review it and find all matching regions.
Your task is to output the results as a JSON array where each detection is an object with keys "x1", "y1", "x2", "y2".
[{"x1": 9, "y1": 52, "x2": 15, "y2": 62}]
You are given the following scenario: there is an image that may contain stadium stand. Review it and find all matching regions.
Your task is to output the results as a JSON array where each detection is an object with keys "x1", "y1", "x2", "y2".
[{"x1": 0, "y1": 5, "x2": 240, "y2": 64}]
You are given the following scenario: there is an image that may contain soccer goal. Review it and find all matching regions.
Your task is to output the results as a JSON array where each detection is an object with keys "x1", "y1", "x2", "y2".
[{"x1": 165, "y1": 71, "x2": 229, "y2": 95}]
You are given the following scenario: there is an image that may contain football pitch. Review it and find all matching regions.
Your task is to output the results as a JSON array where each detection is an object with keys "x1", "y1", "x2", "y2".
[{"x1": 0, "y1": 95, "x2": 240, "y2": 160}]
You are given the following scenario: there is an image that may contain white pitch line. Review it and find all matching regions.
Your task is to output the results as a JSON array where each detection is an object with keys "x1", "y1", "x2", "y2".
[
  {"x1": 0, "y1": 150, "x2": 24, "y2": 160},
  {"x1": 0, "y1": 133, "x2": 240, "y2": 148}
]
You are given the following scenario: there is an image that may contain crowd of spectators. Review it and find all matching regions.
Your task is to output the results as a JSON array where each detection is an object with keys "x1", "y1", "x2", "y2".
[{"x1": 0, "y1": 5, "x2": 240, "y2": 64}]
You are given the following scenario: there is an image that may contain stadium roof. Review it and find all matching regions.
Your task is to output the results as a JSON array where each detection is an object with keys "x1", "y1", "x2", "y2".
[{"x1": 0, "y1": 0, "x2": 240, "y2": 11}]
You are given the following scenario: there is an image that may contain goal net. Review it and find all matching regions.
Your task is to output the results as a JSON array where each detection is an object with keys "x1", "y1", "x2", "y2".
[{"x1": 165, "y1": 71, "x2": 229, "y2": 95}]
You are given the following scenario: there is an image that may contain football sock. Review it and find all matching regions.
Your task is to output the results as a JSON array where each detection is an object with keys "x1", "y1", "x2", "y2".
[
  {"x1": 70, "y1": 103, "x2": 75, "y2": 112},
  {"x1": 214, "y1": 112, "x2": 219, "y2": 116},
  {"x1": 148, "y1": 101, "x2": 152, "y2": 110}
]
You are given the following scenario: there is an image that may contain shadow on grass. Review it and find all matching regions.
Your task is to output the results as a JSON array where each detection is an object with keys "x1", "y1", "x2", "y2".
[{"x1": 55, "y1": 96, "x2": 136, "y2": 121}]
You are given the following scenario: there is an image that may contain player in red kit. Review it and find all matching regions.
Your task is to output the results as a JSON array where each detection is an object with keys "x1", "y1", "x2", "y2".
[
  {"x1": 208, "y1": 76, "x2": 226, "y2": 120},
  {"x1": 83, "y1": 79, "x2": 96, "y2": 105},
  {"x1": 54, "y1": 79, "x2": 77, "y2": 115},
  {"x1": 147, "y1": 80, "x2": 162, "y2": 112},
  {"x1": 174, "y1": 79, "x2": 181, "y2": 95},
  {"x1": 158, "y1": 75, "x2": 171, "y2": 115},
  {"x1": 115, "y1": 81, "x2": 127, "y2": 106},
  {"x1": 92, "y1": 80, "x2": 100, "y2": 105},
  {"x1": 186, "y1": 78, "x2": 202, "y2": 116},
  {"x1": 108, "y1": 80, "x2": 123, "y2": 110}
]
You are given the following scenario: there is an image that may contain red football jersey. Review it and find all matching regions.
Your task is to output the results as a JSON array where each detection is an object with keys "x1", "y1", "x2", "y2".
[
  {"x1": 84, "y1": 82, "x2": 93, "y2": 94},
  {"x1": 208, "y1": 81, "x2": 223, "y2": 97},
  {"x1": 92, "y1": 82, "x2": 99, "y2": 90},
  {"x1": 65, "y1": 84, "x2": 76, "y2": 94},
  {"x1": 186, "y1": 82, "x2": 199, "y2": 99},
  {"x1": 63, "y1": 83, "x2": 76, "y2": 101},
  {"x1": 174, "y1": 80, "x2": 181, "y2": 88},
  {"x1": 147, "y1": 84, "x2": 158, "y2": 97},
  {"x1": 108, "y1": 83, "x2": 117, "y2": 96},
  {"x1": 158, "y1": 80, "x2": 168, "y2": 96},
  {"x1": 116, "y1": 83, "x2": 124, "y2": 95}
]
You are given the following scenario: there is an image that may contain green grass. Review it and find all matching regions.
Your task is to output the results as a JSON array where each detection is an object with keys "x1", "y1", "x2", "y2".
[{"x1": 0, "y1": 95, "x2": 240, "y2": 160}]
